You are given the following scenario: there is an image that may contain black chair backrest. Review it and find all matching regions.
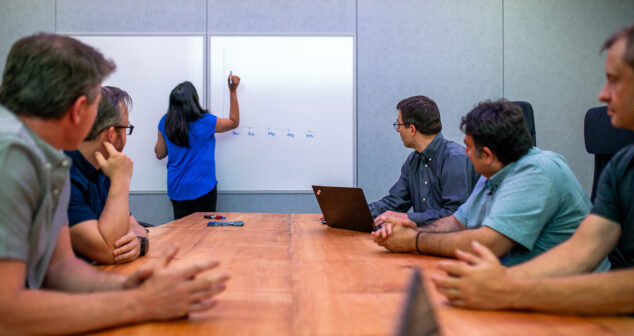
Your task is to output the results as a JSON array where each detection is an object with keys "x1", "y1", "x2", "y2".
[
  {"x1": 512, "y1": 101, "x2": 536, "y2": 146},
  {"x1": 584, "y1": 106, "x2": 634, "y2": 201}
]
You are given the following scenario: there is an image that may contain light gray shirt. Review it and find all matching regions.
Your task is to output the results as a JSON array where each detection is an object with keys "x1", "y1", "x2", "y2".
[{"x1": 0, "y1": 105, "x2": 71, "y2": 288}]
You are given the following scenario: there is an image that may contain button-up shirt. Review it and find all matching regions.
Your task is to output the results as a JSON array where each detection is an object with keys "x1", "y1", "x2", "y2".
[{"x1": 369, "y1": 133, "x2": 478, "y2": 225}]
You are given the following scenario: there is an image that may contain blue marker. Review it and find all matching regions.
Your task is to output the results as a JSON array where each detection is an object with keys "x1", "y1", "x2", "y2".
[{"x1": 229, "y1": 70, "x2": 233, "y2": 85}]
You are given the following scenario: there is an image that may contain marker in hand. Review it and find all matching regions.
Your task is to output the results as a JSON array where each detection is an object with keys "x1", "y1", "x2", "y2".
[
  {"x1": 229, "y1": 70, "x2": 233, "y2": 85},
  {"x1": 204, "y1": 215, "x2": 226, "y2": 219}
]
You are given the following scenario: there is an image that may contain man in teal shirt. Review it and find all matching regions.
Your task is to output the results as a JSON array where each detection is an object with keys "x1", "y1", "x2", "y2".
[{"x1": 372, "y1": 100, "x2": 603, "y2": 268}]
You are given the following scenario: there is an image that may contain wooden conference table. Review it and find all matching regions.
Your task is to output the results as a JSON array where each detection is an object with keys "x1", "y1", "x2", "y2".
[{"x1": 92, "y1": 213, "x2": 634, "y2": 335}]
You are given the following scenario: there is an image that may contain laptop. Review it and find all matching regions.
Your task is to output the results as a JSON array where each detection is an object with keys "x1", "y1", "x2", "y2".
[
  {"x1": 311, "y1": 185, "x2": 376, "y2": 233},
  {"x1": 395, "y1": 268, "x2": 441, "y2": 336}
]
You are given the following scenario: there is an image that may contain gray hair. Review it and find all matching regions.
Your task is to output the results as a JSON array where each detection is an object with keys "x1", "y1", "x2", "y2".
[
  {"x1": 0, "y1": 33, "x2": 115, "y2": 119},
  {"x1": 84, "y1": 86, "x2": 132, "y2": 141},
  {"x1": 602, "y1": 23, "x2": 634, "y2": 70}
]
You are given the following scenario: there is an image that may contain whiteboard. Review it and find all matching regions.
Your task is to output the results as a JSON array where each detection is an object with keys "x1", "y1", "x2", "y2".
[
  {"x1": 72, "y1": 35, "x2": 354, "y2": 192},
  {"x1": 73, "y1": 35, "x2": 205, "y2": 192},
  {"x1": 209, "y1": 36, "x2": 355, "y2": 191}
]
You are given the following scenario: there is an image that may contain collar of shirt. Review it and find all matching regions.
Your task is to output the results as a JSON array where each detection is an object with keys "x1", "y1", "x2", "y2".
[
  {"x1": 485, "y1": 158, "x2": 517, "y2": 195},
  {"x1": 419, "y1": 132, "x2": 445, "y2": 162},
  {"x1": 484, "y1": 148, "x2": 539, "y2": 194},
  {"x1": 64, "y1": 150, "x2": 101, "y2": 180},
  {"x1": 0, "y1": 106, "x2": 70, "y2": 170}
]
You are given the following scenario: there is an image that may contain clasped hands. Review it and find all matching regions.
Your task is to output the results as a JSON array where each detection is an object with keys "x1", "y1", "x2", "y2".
[{"x1": 371, "y1": 212, "x2": 418, "y2": 252}]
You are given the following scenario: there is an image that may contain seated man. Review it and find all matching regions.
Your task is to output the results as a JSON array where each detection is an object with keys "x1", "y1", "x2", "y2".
[
  {"x1": 0, "y1": 33, "x2": 228, "y2": 334},
  {"x1": 431, "y1": 23, "x2": 634, "y2": 315},
  {"x1": 66, "y1": 86, "x2": 148, "y2": 264},
  {"x1": 369, "y1": 95, "x2": 478, "y2": 227},
  {"x1": 372, "y1": 100, "x2": 606, "y2": 268}
]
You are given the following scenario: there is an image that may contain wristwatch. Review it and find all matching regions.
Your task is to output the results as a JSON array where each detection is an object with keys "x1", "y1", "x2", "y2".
[{"x1": 137, "y1": 236, "x2": 149, "y2": 256}]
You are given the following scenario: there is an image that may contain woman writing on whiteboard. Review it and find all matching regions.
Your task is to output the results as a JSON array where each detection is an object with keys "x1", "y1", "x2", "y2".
[{"x1": 155, "y1": 75, "x2": 240, "y2": 219}]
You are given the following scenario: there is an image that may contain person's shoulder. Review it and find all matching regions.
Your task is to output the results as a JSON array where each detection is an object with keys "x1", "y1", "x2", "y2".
[
  {"x1": 158, "y1": 114, "x2": 167, "y2": 129},
  {"x1": 438, "y1": 137, "x2": 467, "y2": 159},
  {"x1": 603, "y1": 144, "x2": 634, "y2": 178},
  {"x1": 611, "y1": 144, "x2": 634, "y2": 167},
  {"x1": 202, "y1": 112, "x2": 217, "y2": 122},
  {"x1": 514, "y1": 148, "x2": 576, "y2": 180}
]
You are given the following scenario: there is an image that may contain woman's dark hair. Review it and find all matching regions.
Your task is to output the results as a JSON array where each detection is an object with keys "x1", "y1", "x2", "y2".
[
  {"x1": 396, "y1": 95, "x2": 442, "y2": 135},
  {"x1": 164, "y1": 81, "x2": 206, "y2": 148},
  {"x1": 460, "y1": 100, "x2": 533, "y2": 165}
]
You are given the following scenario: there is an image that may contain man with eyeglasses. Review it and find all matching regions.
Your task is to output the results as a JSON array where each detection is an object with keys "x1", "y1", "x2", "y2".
[
  {"x1": 64, "y1": 86, "x2": 148, "y2": 264},
  {"x1": 368, "y1": 95, "x2": 478, "y2": 228}
]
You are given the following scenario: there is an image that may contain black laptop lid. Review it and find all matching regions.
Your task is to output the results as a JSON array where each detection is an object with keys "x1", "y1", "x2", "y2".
[{"x1": 312, "y1": 185, "x2": 375, "y2": 233}]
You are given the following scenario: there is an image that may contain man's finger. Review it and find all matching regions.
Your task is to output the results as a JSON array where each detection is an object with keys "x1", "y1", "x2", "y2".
[
  {"x1": 437, "y1": 260, "x2": 470, "y2": 277},
  {"x1": 455, "y1": 249, "x2": 481, "y2": 265},
  {"x1": 115, "y1": 249, "x2": 138, "y2": 264},
  {"x1": 180, "y1": 259, "x2": 221, "y2": 279},
  {"x1": 95, "y1": 151, "x2": 107, "y2": 168},
  {"x1": 430, "y1": 274, "x2": 461, "y2": 290},
  {"x1": 158, "y1": 246, "x2": 179, "y2": 268},
  {"x1": 187, "y1": 273, "x2": 230, "y2": 295},
  {"x1": 189, "y1": 298, "x2": 218, "y2": 313},
  {"x1": 102, "y1": 141, "x2": 117, "y2": 155},
  {"x1": 471, "y1": 241, "x2": 499, "y2": 262},
  {"x1": 114, "y1": 232, "x2": 135, "y2": 248}
]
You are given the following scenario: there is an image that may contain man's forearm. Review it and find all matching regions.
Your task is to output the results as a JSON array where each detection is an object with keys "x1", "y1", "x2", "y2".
[
  {"x1": 99, "y1": 178, "x2": 132, "y2": 247},
  {"x1": 505, "y1": 270, "x2": 634, "y2": 315},
  {"x1": 44, "y1": 254, "x2": 125, "y2": 292},
  {"x1": 418, "y1": 215, "x2": 465, "y2": 233},
  {"x1": 0, "y1": 287, "x2": 145, "y2": 335},
  {"x1": 418, "y1": 226, "x2": 514, "y2": 258}
]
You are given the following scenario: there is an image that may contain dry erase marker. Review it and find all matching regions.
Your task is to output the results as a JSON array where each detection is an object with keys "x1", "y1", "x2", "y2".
[
  {"x1": 229, "y1": 70, "x2": 233, "y2": 85},
  {"x1": 204, "y1": 215, "x2": 226, "y2": 219}
]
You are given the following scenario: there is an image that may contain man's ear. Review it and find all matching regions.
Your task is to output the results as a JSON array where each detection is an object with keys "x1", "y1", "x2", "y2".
[
  {"x1": 102, "y1": 126, "x2": 116, "y2": 143},
  {"x1": 67, "y1": 95, "x2": 88, "y2": 126},
  {"x1": 408, "y1": 124, "x2": 417, "y2": 136},
  {"x1": 481, "y1": 146, "x2": 497, "y2": 164}
]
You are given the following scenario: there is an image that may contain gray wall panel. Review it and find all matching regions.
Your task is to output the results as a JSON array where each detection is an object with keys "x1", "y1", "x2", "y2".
[
  {"x1": 57, "y1": 0, "x2": 206, "y2": 32},
  {"x1": 504, "y1": 0, "x2": 634, "y2": 194},
  {"x1": 0, "y1": 0, "x2": 55, "y2": 76},
  {"x1": 208, "y1": 0, "x2": 355, "y2": 33},
  {"x1": 357, "y1": 0, "x2": 503, "y2": 204}
]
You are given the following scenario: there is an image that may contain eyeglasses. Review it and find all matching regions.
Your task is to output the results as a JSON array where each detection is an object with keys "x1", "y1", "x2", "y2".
[
  {"x1": 115, "y1": 124, "x2": 134, "y2": 135},
  {"x1": 393, "y1": 122, "x2": 408, "y2": 131}
]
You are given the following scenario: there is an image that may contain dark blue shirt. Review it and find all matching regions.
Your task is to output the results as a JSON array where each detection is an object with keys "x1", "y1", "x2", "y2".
[
  {"x1": 65, "y1": 150, "x2": 110, "y2": 227},
  {"x1": 368, "y1": 133, "x2": 478, "y2": 226}
]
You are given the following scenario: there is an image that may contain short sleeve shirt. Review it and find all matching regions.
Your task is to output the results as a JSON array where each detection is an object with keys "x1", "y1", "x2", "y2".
[
  {"x1": 591, "y1": 144, "x2": 634, "y2": 269},
  {"x1": 0, "y1": 105, "x2": 71, "y2": 288},
  {"x1": 158, "y1": 113, "x2": 218, "y2": 201},
  {"x1": 454, "y1": 148, "x2": 606, "y2": 268},
  {"x1": 65, "y1": 150, "x2": 110, "y2": 226}
]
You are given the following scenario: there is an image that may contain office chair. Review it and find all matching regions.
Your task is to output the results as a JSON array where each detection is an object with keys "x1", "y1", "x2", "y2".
[
  {"x1": 512, "y1": 101, "x2": 536, "y2": 146},
  {"x1": 584, "y1": 106, "x2": 634, "y2": 202}
]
